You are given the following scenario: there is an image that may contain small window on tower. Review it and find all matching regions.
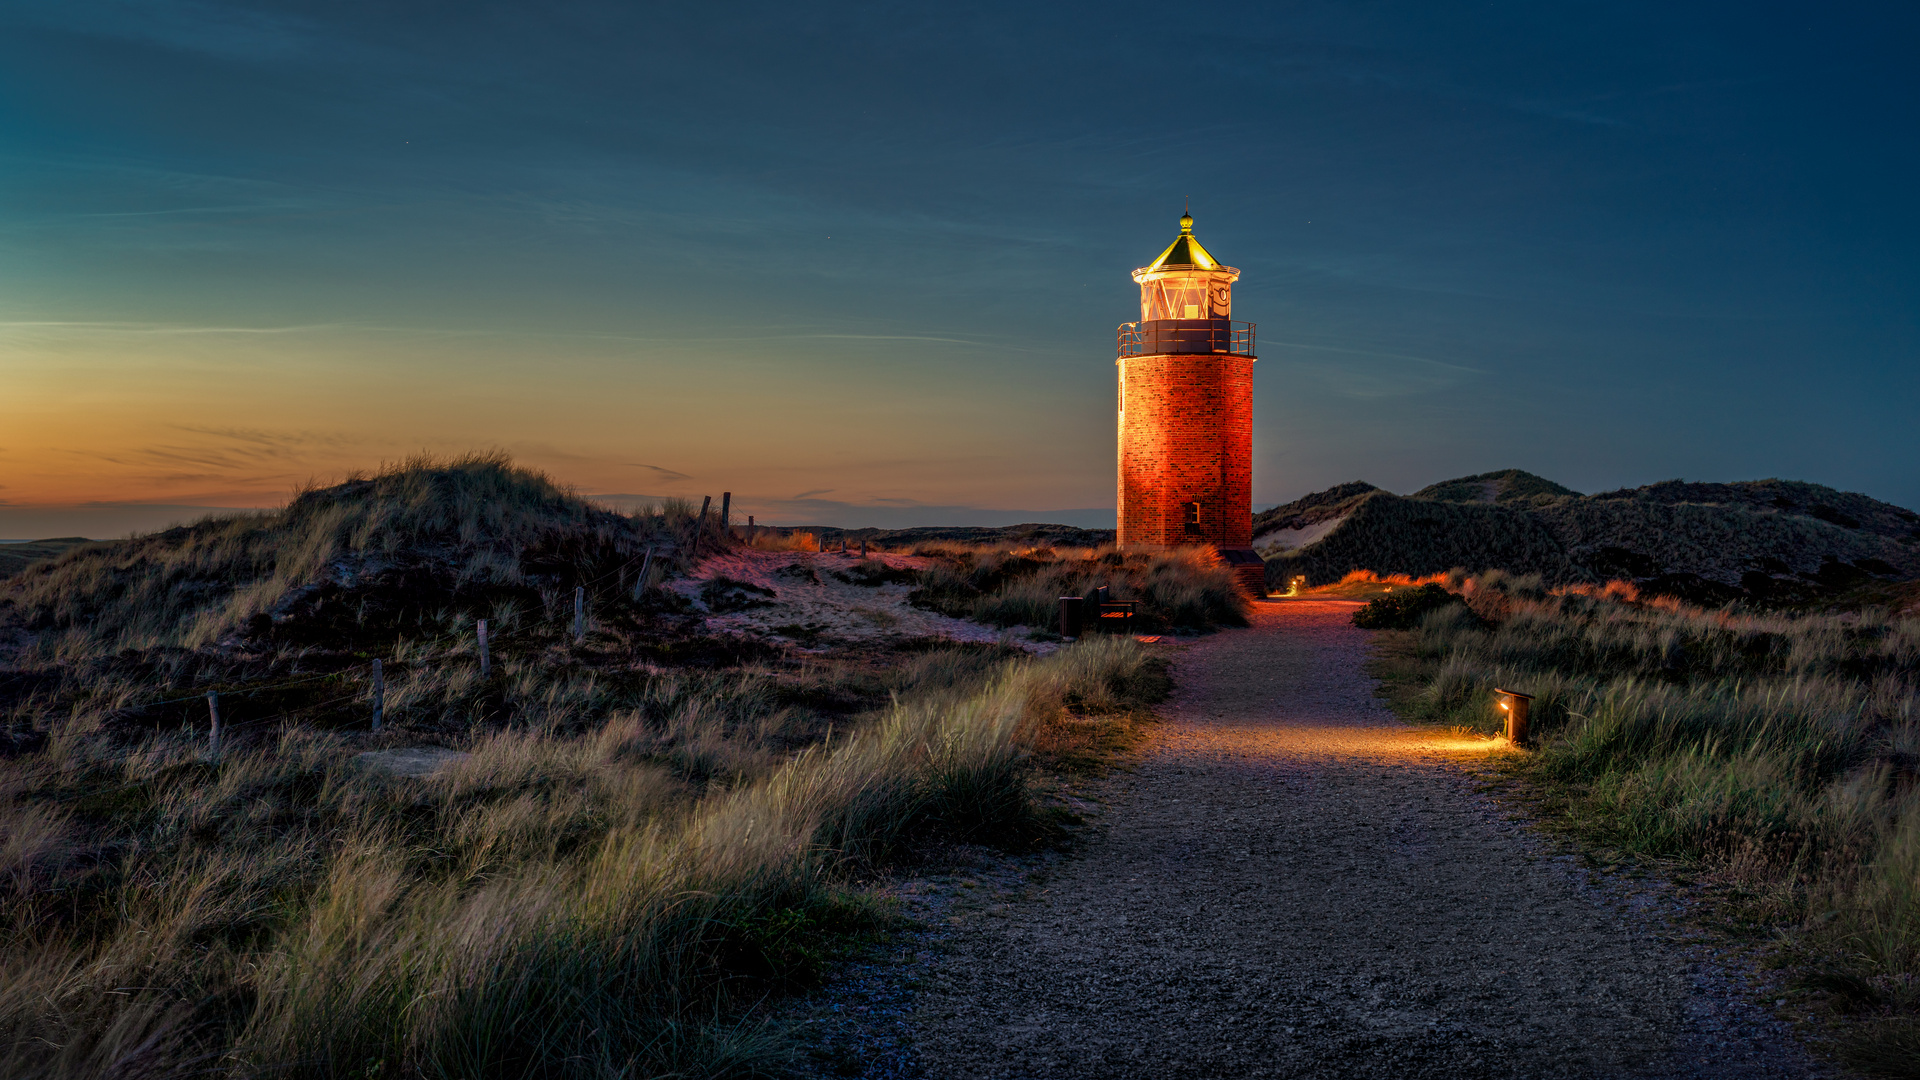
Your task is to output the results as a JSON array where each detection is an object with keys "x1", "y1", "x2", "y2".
[{"x1": 1184, "y1": 501, "x2": 1202, "y2": 533}]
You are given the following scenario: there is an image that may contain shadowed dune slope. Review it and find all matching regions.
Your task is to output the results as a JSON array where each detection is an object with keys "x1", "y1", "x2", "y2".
[{"x1": 1257, "y1": 470, "x2": 1920, "y2": 605}]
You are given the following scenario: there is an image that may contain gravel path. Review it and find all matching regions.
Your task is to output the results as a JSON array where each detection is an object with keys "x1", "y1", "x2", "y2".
[{"x1": 911, "y1": 600, "x2": 1832, "y2": 1079}]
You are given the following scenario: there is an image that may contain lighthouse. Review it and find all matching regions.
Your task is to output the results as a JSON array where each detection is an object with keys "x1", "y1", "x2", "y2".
[{"x1": 1115, "y1": 211, "x2": 1266, "y2": 595}]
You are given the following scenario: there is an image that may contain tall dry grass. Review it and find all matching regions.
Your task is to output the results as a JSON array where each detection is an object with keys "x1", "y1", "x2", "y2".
[
  {"x1": 1371, "y1": 574, "x2": 1920, "y2": 1072},
  {"x1": 906, "y1": 543, "x2": 1246, "y2": 633},
  {"x1": 745, "y1": 530, "x2": 821, "y2": 553},
  {"x1": 0, "y1": 636, "x2": 1156, "y2": 1079}
]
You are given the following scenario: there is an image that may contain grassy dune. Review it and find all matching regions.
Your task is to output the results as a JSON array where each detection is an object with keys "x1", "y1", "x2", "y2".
[
  {"x1": 0, "y1": 456, "x2": 1183, "y2": 1078},
  {"x1": 1366, "y1": 574, "x2": 1920, "y2": 1073},
  {"x1": 1263, "y1": 494, "x2": 1575, "y2": 589},
  {"x1": 2, "y1": 452, "x2": 717, "y2": 659},
  {"x1": 0, "y1": 538, "x2": 94, "y2": 579},
  {"x1": 904, "y1": 542, "x2": 1248, "y2": 634},
  {"x1": 1, "y1": 635, "x2": 1160, "y2": 1079},
  {"x1": 1259, "y1": 471, "x2": 1920, "y2": 607}
]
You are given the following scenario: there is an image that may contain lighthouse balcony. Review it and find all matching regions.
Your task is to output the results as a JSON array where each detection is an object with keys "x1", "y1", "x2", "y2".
[{"x1": 1117, "y1": 319, "x2": 1256, "y2": 358}]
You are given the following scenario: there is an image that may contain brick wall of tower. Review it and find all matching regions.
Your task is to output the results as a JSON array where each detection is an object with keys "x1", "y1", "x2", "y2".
[{"x1": 1115, "y1": 353, "x2": 1254, "y2": 549}]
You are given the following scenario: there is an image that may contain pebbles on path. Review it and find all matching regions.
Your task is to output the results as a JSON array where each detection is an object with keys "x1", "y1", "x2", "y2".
[{"x1": 907, "y1": 600, "x2": 1832, "y2": 1079}]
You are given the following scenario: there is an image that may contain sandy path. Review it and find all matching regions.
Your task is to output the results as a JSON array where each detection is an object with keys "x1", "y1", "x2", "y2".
[{"x1": 911, "y1": 600, "x2": 1828, "y2": 1079}]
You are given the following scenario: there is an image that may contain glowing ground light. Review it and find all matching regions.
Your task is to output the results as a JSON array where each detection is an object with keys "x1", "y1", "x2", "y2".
[{"x1": 1495, "y1": 687, "x2": 1534, "y2": 744}]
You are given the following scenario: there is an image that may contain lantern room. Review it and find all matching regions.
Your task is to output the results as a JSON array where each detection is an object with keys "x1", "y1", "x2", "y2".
[
  {"x1": 1132, "y1": 211, "x2": 1239, "y2": 321},
  {"x1": 1119, "y1": 212, "x2": 1255, "y2": 359}
]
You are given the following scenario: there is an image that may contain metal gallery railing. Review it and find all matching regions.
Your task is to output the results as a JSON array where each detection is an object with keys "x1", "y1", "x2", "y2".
[{"x1": 1116, "y1": 319, "x2": 1256, "y2": 357}]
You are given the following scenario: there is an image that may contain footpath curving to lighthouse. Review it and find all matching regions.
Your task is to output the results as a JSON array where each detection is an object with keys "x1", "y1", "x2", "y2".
[{"x1": 911, "y1": 600, "x2": 1828, "y2": 1080}]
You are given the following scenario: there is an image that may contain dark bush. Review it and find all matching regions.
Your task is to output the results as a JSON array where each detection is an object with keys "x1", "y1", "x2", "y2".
[
  {"x1": 701, "y1": 576, "x2": 776, "y2": 613},
  {"x1": 834, "y1": 560, "x2": 918, "y2": 587},
  {"x1": 1351, "y1": 583, "x2": 1468, "y2": 630}
]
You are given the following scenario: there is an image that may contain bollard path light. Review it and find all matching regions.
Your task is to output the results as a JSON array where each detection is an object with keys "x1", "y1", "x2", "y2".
[{"x1": 1494, "y1": 688, "x2": 1533, "y2": 745}]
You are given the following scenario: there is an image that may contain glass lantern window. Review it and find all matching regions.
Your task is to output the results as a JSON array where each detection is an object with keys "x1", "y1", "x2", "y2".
[{"x1": 1140, "y1": 275, "x2": 1232, "y2": 321}]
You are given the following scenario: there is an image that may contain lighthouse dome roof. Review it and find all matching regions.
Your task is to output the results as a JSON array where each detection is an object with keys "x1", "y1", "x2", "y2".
[{"x1": 1141, "y1": 212, "x2": 1232, "y2": 274}]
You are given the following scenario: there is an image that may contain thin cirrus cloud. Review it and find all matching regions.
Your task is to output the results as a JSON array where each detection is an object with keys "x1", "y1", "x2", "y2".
[
  {"x1": 12, "y1": 0, "x2": 330, "y2": 62},
  {"x1": 1264, "y1": 341, "x2": 1489, "y2": 400},
  {"x1": 60, "y1": 428, "x2": 357, "y2": 473},
  {"x1": 628, "y1": 464, "x2": 692, "y2": 482}
]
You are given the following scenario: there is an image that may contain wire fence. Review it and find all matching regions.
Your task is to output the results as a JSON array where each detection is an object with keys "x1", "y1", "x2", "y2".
[
  {"x1": 1, "y1": 496, "x2": 852, "y2": 788},
  {"x1": 0, "y1": 544, "x2": 716, "y2": 789}
]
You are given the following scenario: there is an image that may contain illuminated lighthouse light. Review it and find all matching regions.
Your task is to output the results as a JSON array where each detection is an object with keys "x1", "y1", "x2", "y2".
[
  {"x1": 1133, "y1": 213, "x2": 1236, "y2": 321},
  {"x1": 1114, "y1": 211, "x2": 1268, "y2": 597}
]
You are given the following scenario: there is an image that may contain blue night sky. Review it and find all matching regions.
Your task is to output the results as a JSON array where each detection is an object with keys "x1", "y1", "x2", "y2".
[{"x1": 2, "y1": 1, "x2": 1915, "y2": 536}]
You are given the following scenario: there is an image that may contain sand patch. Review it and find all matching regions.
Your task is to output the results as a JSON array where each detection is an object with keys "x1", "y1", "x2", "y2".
[
  {"x1": 1252, "y1": 512, "x2": 1348, "y2": 554},
  {"x1": 672, "y1": 549, "x2": 1052, "y2": 651}
]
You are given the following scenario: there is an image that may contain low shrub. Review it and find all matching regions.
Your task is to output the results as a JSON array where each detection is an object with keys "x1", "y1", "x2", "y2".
[
  {"x1": 701, "y1": 576, "x2": 777, "y2": 612},
  {"x1": 834, "y1": 560, "x2": 918, "y2": 588},
  {"x1": 908, "y1": 544, "x2": 1246, "y2": 633},
  {"x1": 1351, "y1": 583, "x2": 1471, "y2": 629}
]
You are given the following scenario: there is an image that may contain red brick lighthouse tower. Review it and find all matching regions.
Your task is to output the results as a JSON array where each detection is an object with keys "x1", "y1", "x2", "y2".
[{"x1": 1115, "y1": 211, "x2": 1265, "y2": 594}]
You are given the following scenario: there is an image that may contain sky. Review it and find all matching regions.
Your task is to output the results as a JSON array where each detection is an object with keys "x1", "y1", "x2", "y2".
[{"x1": 2, "y1": 1, "x2": 1916, "y2": 537}]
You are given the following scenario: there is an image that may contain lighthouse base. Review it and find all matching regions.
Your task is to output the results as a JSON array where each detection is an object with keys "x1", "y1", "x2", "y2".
[{"x1": 1217, "y1": 547, "x2": 1267, "y2": 598}]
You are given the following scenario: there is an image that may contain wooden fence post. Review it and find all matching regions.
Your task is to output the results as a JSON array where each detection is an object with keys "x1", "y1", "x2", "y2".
[
  {"x1": 371, "y1": 659, "x2": 384, "y2": 731},
  {"x1": 720, "y1": 491, "x2": 731, "y2": 528},
  {"x1": 206, "y1": 691, "x2": 221, "y2": 753},
  {"x1": 634, "y1": 548, "x2": 654, "y2": 600},
  {"x1": 573, "y1": 586, "x2": 585, "y2": 642},
  {"x1": 478, "y1": 619, "x2": 491, "y2": 678},
  {"x1": 692, "y1": 496, "x2": 711, "y2": 557}
]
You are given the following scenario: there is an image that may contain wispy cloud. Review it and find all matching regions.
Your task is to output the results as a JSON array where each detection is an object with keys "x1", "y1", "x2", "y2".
[
  {"x1": 0, "y1": 319, "x2": 1044, "y2": 354},
  {"x1": 40, "y1": 427, "x2": 360, "y2": 489},
  {"x1": 10, "y1": 0, "x2": 328, "y2": 63},
  {"x1": 628, "y1": 463, "x2": 692, "y2": 481},
  {"x1": 1264, "y1": 340, "x2": 1487, "y2": 376},
  {"x1": 0, "y1": 320, "x2": 346, "y2": 337},
  {"x1": 1264, "y1": 340, "x2": 1487, "y2": 400}
]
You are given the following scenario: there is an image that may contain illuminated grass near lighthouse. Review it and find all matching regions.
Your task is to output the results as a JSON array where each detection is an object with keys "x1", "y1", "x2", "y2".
[{"x1": 1364, "y1": 574, "x2": 1920, "y2": 1071}]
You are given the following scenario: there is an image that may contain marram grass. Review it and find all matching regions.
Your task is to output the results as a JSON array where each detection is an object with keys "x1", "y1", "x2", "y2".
[
  {"x1": 0, "y1": 635, "x2": 1157, "y2": 1079},
  {"x1": 1366, "y1": 574, "x2": 1920, "y2": 1074}
]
